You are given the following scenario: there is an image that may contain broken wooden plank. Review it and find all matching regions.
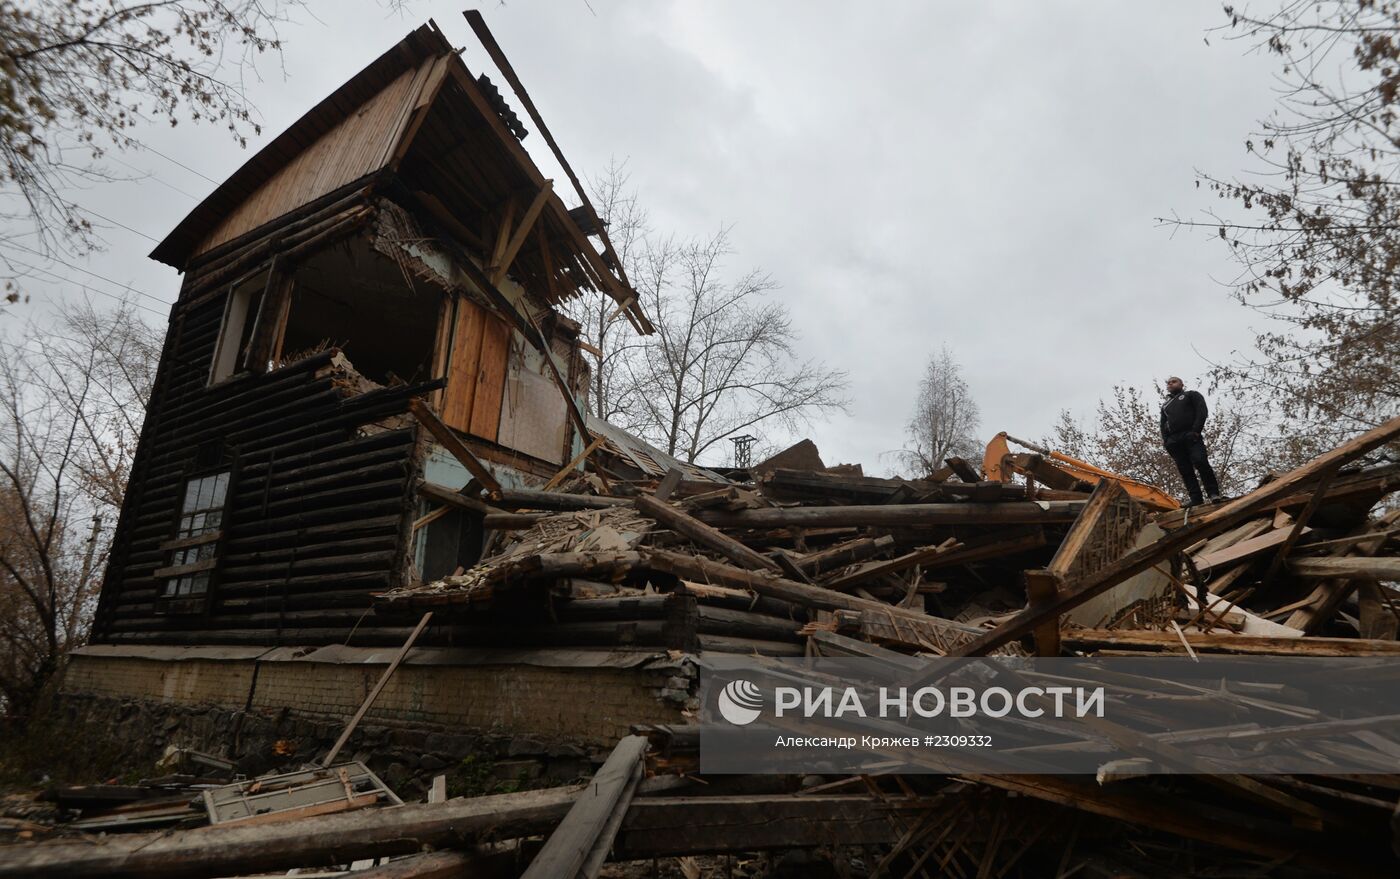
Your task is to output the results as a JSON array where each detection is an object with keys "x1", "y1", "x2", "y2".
[
  {"x1": 322, "y1": 612, "x2": 433, "y2": 767},
  {"x1": 634, "y1": 494, "x2": 782, "y2": 574},
  {"x1": 522, "y1": 736, "x2": 647, "y2": 879},
  {"x1": 543, "y1": 433, "x2": 607, "y2": 491},
  {"x1": 1257, "y1": 462, "x2": 1339, "y2": 591},
  {"x1": 0, "y1": 783, "x2": 585, "y2": 879},
  {"x1": 945, "y1": 457, "x2": 981, "y2": 482},
  {"x1": 824, "y1": 529, "x2": 1047, "y2": 592},
  {"x1": 795, "y1": 534, "x2": 896, "y2": 575},
  {"x1": 949, "y1": 414, "x2": 1400, "y2": 656},
  {"x1": 1285, "y1": 510, "x2": 1400, "y2": 632},
  {"x1": 490, "y1": 179, "x2": 554, "y2": 287},
  {"x1": 695, "y1": 501, "x2": 1084, "y2": 530},
  {"x1": 1286, "y1": 557, "x2": 1400, "y2": 580},
  {"x1": 409, "y1": 399, "x2": 503, "y2": 497},
  {"x1": 1193, "y1": 525, "x2": 1309, "y2": 572},
  {"x1": 1063, "y1": 629, "x2": 1400, "y2": 656}
]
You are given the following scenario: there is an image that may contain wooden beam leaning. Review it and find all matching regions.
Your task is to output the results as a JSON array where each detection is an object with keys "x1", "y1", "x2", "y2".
[
  {"x1": 491, "y1": 179, "x2": 554, "y2": 287},
  {"x1": 521, "y1": 736, "x2": 647, "y2": 879},
  {"x1": 462, "y1": 12, "x2": 639, "y2": 312},
  {"x1": 948, "y1": 414, "x2": 1400, "y2": 657},
  {"x1": 0, "y1": 784, "x2": 584, "y2": 879},
  {"x1": 543, "y1": 433, "x2": 606, "y2": 491},
  {"x1": 635, "y1": 494, "x2": 782, "y2": 574},
  {"x1": 322, "y1": 612, "x2": 433, "y2": 768},
  {"x1": 408, "y1": 399, "x2": 503, "y2": 498}
]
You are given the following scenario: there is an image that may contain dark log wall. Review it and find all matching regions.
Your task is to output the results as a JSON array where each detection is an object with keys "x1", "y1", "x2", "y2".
[{"x1": 91, "y1": 285, "x2": 430, "y2": 646}]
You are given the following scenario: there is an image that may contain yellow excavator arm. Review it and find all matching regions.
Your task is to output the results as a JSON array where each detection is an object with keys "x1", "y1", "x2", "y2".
[{"x1": 983, "y1": 432, "x2": 1180, "y2": 512}]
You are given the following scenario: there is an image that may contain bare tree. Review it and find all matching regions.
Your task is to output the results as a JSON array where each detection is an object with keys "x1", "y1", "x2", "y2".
[
  {"x1": 1162, "y1": 1, "x2": 1400, "y2": 446},
  {"x1": 901, "y1": 346, "x2": 981, "y2": 476},
  {"x1": 0, "y1": 2, "x2": 313, "y2": 256},
  {"x1": 0, "y1": 299, "x2": 160, "y2": 718},
  {"x1": 566, "y1": 159, "x2": 652, "y2": 431},
  {"x1": 570, "y1": 165, "x2": 849, "y2": 465},
  {"x1": 630, "y1": 228, "x2": 847, "y2": 464},
  {"x1": 1047, "y1": 382, "x2": 1272, "y2": 499}
]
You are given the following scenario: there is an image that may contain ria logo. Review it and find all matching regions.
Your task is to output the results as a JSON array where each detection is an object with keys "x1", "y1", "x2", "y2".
[{"x1": 717, "y1": 679, "x2": 763, "y2": 726}]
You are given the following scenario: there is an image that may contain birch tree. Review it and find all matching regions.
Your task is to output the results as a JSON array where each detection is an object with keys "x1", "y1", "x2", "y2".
[{"x1": 902, "y1": 346, "x2": 981, "y2": 476}]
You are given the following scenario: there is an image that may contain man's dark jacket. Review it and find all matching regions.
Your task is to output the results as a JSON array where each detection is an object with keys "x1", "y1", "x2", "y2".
[{"x1": 1160, "y1": 390, "x2": 1208, "y2": 443}]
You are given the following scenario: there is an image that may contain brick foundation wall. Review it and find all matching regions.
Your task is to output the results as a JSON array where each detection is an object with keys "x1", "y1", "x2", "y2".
[{"x1": 61, "y1": 648, "x2": 693, "y2": 747}]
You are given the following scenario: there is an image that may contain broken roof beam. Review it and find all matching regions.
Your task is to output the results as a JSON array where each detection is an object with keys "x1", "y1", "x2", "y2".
[
  {"x1": 408, "y1": 399, "x2": 503, "y2": 498},
  {"x1": 693, "y1": 500, "x2": 1084, "y2": 529},
  {"x1": 634, "y1": 494, "x2": 782, "y2": 574},
  {"x1": 462, "y1": 11, "x2": 643, "y2": 321},
  {"x1": 949, "y1": 414, "x2": 1400, "y2": 657}
]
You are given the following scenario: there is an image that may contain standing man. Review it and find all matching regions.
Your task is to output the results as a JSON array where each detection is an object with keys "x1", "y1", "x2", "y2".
[{"x1": 1160, "y1": 376, "x2": 1222, "y2": 507}]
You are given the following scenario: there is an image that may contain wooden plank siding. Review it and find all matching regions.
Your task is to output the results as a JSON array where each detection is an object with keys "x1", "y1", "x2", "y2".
[
  {"x1": 90, "y1": 283, "x2": 431, "y2": 647},
  {"x1": 441, "y1": 296, "x2": 510, "y2": 442},
  {"x1": 192, "y1": 60, "x2": 437, "y2": 260}
]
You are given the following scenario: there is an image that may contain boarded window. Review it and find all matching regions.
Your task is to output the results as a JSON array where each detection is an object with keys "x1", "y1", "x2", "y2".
[
  {"x1": 441, "y1": 296, "x2": 510, "y2": 441},
  {"x1": 161, "y1": 471, "x2": 230, "y2": 599}
]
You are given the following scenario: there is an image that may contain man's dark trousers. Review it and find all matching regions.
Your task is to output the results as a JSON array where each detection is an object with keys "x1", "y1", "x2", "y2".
[{"x1": 1165, "y1": 433, "x2": 1219, "y2": 504}]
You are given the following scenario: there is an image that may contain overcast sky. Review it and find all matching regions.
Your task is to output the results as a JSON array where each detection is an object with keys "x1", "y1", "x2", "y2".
[{"x1": 6, "y1": 1, "x2": 1287, "y2": 473}]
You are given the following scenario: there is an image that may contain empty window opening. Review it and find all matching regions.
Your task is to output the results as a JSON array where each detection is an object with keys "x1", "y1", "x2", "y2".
[
  {"x1": 209, "y1": 278, "x2": 266, "y2": 384},
  {"x1": 278, "y1": 244, "x2": 442, "y2": 385}
]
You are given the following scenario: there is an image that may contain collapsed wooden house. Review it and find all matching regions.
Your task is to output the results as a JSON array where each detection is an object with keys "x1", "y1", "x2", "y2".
[{"x1": 40, "y1": 11, "x2": 1400, "y2": 878}]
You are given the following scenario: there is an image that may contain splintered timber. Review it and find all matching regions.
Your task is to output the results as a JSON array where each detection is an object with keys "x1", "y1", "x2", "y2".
[{"x1": 771, "y1": 685, "x2": 1106, "y2": 719}]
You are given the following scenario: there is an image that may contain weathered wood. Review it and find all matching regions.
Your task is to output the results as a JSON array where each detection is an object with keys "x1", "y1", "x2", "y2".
[
  {"x1": 695, "y1": 501, "x2": 1084, "y2": 530},
  {"x1": 950, "y1": 415, "x2": 1400, "y2": 656},
  {"x1": 1257, "y1": 463, "x2": 1338, "y2": 591},
  {"x1": 521, "y1": 736, "x2": 646, "y2": 879},
  {"x1": 491, "y1": 179, "x2": 553, "y2": 287},
  {"x1": 795, "y1": 534, "x2": 896, "y2": 575},
  {"x1": 409, "y1": 398, "x2": 503, "y2": 497},
  {"x1": 0, "y1": 784, "x2": 584, "y2": 879},
  {"x1": 1193, "y1": 525, "x2": 1302, "y2": 572},
  {"x1": 1286, "y1": 510, "x2": 1400, "y2": 632},
  {"x1": 542, "y1": 433, "x2": 606, "y2": 491},
  {"x1": 1286, "y1": 557, "x2": 1400, "y2": 579},
  {"x1": 945, "y1": 457, "x2": 981, "y2": 482},
  {"x1": 322, "y1": 612, "x2": 432, "y2": 767},
  {"x1": 645, "y1": 549, "x2": 997, "y2": 654},
  {"x1": 635, "y1": 494, "x2": 781, "y2": 574},
  {"x1": 1063, "y1": 628, "x2": 1400, "y2": 656},
  {"x1": 494, "y1": 488, "x2": 627, "y2": 511},
  {"x1": 824, "y1": 529, "x2": 1047, "y2": 592},
  {"x1": 610, "y1": 795, "x2": 918, "y2": 858}
]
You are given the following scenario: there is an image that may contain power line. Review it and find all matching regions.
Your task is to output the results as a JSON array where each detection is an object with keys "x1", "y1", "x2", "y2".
[
  {"x1": 57, "y1": 199, "x2": 161, "y2": 244},
  {"x1": 0, "y1": 255, "x2": 169, "y2": 319},
  {"x1": 103, "y1": 153, "x2": 200, "y2": 201},
  {"x1": 125, "y1": 137, "x2": 220, "y2": 185},
  {"x1": 0, "y1": 242, "x2": 172, "y2": 309}
]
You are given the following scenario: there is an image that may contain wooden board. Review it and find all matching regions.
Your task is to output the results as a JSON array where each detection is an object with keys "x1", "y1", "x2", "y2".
[
  {"x1": 469, "y1": 317, "x2": 511, "y2": 442},
  {"x1": 442, "y1": 298, "x2": 485, "y2": 432},
  {"x1": 194, "y1": 62, "x2": 432, "y2": 257}
]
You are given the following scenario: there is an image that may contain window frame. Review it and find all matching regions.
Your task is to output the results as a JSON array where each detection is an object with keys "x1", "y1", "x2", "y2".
[{"x1": 157, "y1": 462, "x2": 236, "y2": 615}]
